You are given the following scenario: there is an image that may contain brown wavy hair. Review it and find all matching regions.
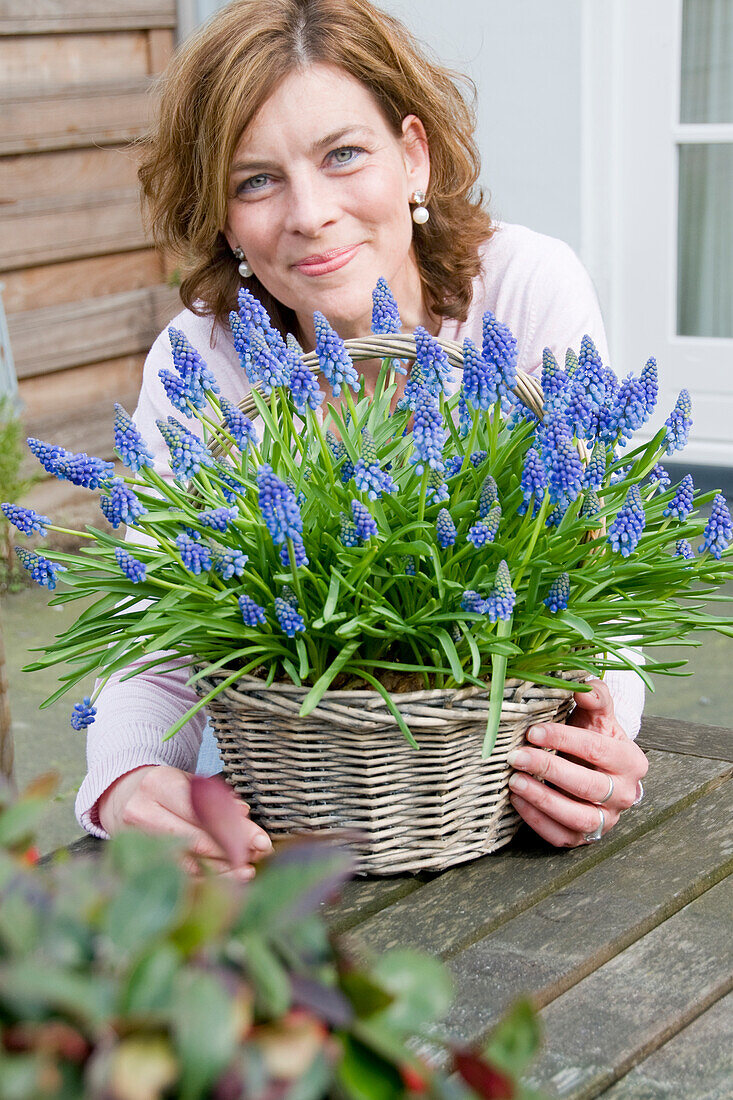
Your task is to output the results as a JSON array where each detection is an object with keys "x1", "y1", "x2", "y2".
[{"x1": 137, "y1": 0, "x2": 494, "y2": 338}]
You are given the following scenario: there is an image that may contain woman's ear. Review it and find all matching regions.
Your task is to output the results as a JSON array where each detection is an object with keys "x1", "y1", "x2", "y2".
[{"x1": 401, "y1": 114, "x2": 430, "y2": 194}]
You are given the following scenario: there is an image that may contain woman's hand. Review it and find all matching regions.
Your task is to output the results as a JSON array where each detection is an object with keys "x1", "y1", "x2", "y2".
[
  {"x1": 507, "y1": 679, "x2": 648, "y2": 847},
  {"x1": 97, "y1": 764, "x2": 273, "y2": 881}
]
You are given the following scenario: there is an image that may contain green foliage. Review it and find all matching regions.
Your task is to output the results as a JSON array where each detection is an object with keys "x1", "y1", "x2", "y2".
[
  {"x1": 0, "y1": 398, "x2": 39, "y2": 593},
  {"x1": 0, "y1": 774, "x2": 543, "y2": 1099}
]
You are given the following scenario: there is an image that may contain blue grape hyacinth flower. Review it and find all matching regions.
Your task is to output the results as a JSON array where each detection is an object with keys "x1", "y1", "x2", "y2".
[
  {"x1": 461, "y1": 590, "x2": 486, "y2": 614},
  {"x1": 675, "y1": 539, "x2": 695, "y2": 561},
  {"x1": 410, "y1": 385, "x2": 447, "y2": 475},
  {"x1": 71, "y1": 697, "x2": 96, "y2": 730},
  {"x1": 414, "y1": 326, "x2": 454, "y2": 396},
  {"x1": 354, "y1": 429, "x2": 395, "y2": 500},
  {"x1": 26, "y1": 437, "x2": 68, "y2": 476},
  {"x1": 285, "y1": 335, "x2": 324, "y2": 413},
  {"x1": 314, "y1": 311, "x2": 359, "y2": 397},
  {"x1": 664, "y1": 390, "x2": 692, "y2": 454},
  {"x1": 1, "y1": 504, "x2": 51, "y2": 537},
  {"x1": 351, "y1": 499, "x2": 378, "y2": 540},
  {"x1": 176, "y1": 533, "x2": 212, "y2": 575},
  {"x1": 663, "y1": 474, "x2": 694, "y2": 520},
  {"x1": 436, "y1": 508, "x2": 457, "y2": 548},
  {"x1": 518, "y1": 447, "x2": 548, "y2": 516},
  {"x1": 239, "y1": 594, "x2": 267, "y2": 627},
  {"x1": 199, "y1": 507, "x2": 237, "y2": 532},
  {"x1": 100, "y1": 479, "x2": 147, "y2": 529},
  {"x1": 484, "y1": 560, "x2": 516, "y2": 622},
  {"x1": 543, "y1": 573, "x2": 570, "y2": 613},
  {"x1": 478, "y1": 474, "x2": 499, "y2": 518},
  {"x1": 280, "y1": 539, "x2": 309, "y2": 568},
  {"x1": 275, "y1": 594, "x2": 305, "y2": 636},
  {"x1": 168, "y1": 326, "x2": 220, "y2": 402},
  {"x1": 339, "y1": 512, "x2": 360, "y2": 547},
  {"x1": 540, "y1": 421, "x2": 584, "y2": 505},
  {"x1": 699, "y1": 493, "x2": 732, "y2": 559},
  {"x1": 461, "y1": 337, "x2": 498, "y2": 411},
  {"x1": 257, "y1": 464, "x2": 304, "y2": 545},
  {"x1": 371, "y1": 276, "x2": 402, "y2": 334},
  {"x1": 220, "y1": 396, "x2": 258, "y2": 451},
  {"x1": 157, "y1": 418, "x2": 215, "y2": 482},
  {"x1": 607, "y1": 483, "x2": 646, "y2": 557},
  {"x1": 113, "y1": 404, "x2": 154, "y2": 472},
  {"x1": 15, "y1": 547, "x2": 65, "y2": 590},
  {"x1": 481, "y1": 312, "x2": 517, "y2": 404},
  {"x1": 248, "y1": 329, "x2": 290, "y2": 394},
  {"x1": 211, "y1": 546, "x2": 248, "y2": 579},
  {"x1": 114, "y1": 547, "x2": 146, "y2": 583}
]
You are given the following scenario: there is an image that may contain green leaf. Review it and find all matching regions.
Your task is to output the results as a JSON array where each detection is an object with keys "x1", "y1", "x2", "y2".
[
  {"x1": 300, "y1": 641, "x2": 360, "y2": 716},
  {"x1": 557, "y1": 611, "x2": 596, "y2": 641},
  {"x1": 239, "y1": 931, "x2": 291, "y2": 1017},
  {"x1": 172, "y1": 968, "x2": 239, "y2": 1100},
  {"x1": 120, "y1": 942, "x2": 181, "y2": 1016},
  {"x1": 482, "y1": 998, "x2": 541, "y2": 1077},
  {"x1": 339, "y1": 972, "x2": 394, "y2": 1018},
  {"x1": 104, "y1": 861, "x2": 185, "y2": 954},
  {"x1": 0, "y1": 960, "x2": 115, "y2": 1027},
  {"x1": 369, "y1": 949, "x2": 453, "y2": 1033},
  {"x1": 435, "y1": 628, "x2": 465, "y2": 683},
  {"x1": 336, "y1": 1034, "x2": 404, "y2": 1100}
]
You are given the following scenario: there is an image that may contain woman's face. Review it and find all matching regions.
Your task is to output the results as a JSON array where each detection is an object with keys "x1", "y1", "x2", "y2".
[{"x1": 224, "y1": 63, "x2": 431, "y2": 346}]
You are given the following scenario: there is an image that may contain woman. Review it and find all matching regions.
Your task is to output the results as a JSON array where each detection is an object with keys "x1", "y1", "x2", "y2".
[{"x1": 77, "y1": 0, "x2": 648, "y2": 880}]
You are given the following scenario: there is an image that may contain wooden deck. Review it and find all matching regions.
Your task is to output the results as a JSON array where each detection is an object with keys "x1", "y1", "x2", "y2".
[{"x1": 62, "y1": 714, "x2": 732, "y2": 1096}]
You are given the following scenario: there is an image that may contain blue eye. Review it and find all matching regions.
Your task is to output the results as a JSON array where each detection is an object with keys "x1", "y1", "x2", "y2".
[
  {"x1": 330, "y1": 146, "x2": 364, "y2": 165},
  {"x1": 238, "y1": 173, "x2": 269, "y2": 194}
]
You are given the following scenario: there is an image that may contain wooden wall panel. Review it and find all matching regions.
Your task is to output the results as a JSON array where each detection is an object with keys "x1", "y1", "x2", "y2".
[
  {"x1": 1, "y1": 78, "x2": 157, "y2": 155},
  {"x1": 0, "y1": 1, "x2": 176, "y2": 36},
  {"x1": 1, "y1": 6, "x2": 178, "y2": 525},
  {"x1": 9, "y1": 285, "x2": 181, "y2": 378},
  {"x1": 0, "y1": 33, "x2": 152, "y2": 89},
  {"x1": 19, "y1": 356, "x2": 145, "y2": 422},
  {"x1": 1, "y1": 251, "x2": 163, "y2": 312}
]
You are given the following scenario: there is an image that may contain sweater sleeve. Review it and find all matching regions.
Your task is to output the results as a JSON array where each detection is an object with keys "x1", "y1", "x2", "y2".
[{"x1": 74, "y1": 321, "x2": 221, "y2": 838}]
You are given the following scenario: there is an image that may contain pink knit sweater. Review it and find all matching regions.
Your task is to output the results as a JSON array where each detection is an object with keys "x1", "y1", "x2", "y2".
[{"x1": 75, "y1": 222, "x2": 645, "y2": 837}]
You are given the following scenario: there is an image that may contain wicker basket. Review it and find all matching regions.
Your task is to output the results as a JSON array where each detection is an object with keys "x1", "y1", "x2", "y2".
[
  {"x1": 198, "y1": 333, "x2": 593, "y2": 874},
  {"x1": 196, "y1": 669, "x2": 585, "y2": 875}
]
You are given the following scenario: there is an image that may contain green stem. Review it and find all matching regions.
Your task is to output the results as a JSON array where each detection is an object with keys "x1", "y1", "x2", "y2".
[
  {"x1": 512, "y1": 490, "x2": 551, "y2": 592},
  {"x1": 417, "y1": 468, "x2": 430, "y2": 525},
  {"x1": 483, "y1": 616, "x2": 512, "y2": 758}
]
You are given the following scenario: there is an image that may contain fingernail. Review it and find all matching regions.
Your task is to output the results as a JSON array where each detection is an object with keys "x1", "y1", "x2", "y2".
[
  {"x1": 527, "y1": 725, "x2": 546, "y2": 745},
  {"x1": 510, "y1": 793, "x2": 526, "y2": 808},
  {"x1": 508, "y1": 773, "x2": 528, "y2": 792},
  {"x1": 253, "y1": 834, "x2": 272, "y2": 852},
  {"x1": 506, "y1": 749, "x2": 531, "y2": 768}
]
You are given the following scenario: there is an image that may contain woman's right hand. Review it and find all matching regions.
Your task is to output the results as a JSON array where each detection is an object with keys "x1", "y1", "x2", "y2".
[{"x1": 97, "y1": 764, "x2": 272, "y2": 881}]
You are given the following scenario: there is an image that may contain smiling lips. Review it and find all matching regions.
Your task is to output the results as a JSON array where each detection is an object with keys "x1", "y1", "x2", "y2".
[{"x1": 293, "y1": 243, "x2": 361, "y2": 276}]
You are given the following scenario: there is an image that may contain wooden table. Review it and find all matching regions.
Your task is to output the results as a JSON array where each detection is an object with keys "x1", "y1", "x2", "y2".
[{"x1": 64, "y1": 714, "x2": 732, "y2": 1098}]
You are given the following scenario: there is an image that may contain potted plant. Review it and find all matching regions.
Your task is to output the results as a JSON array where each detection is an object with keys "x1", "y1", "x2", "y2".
[
  {"x1": 7, "y1": 281, "x2": 733, "y2": 872},
  {"x1": 0, "y1": 772, "x2": 541, "y2": 1099}
]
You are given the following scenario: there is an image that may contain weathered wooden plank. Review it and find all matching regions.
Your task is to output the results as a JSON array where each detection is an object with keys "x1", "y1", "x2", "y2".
[
  {"x1": 1, "y1": 251, "x2": 163, "y2": 312},
  {"x1": 520, "y1": 876, "x2": 733, "y2": 1099},
  {"x1": 638, "y1": 713, "x2": 733, "y2": 762},
  {"x1": 19, "y1": 355, "x2": 144, "y2": 422},
  {"x1": 438, "y1": 779, "x2": 732, "y2": 1047},
  {"x1": 146, "y1": 27, "x2": 174, "y2": 72},
  {"x1": 9, "y1": 285, "x2": 179, "y2": 378},
  {"x1": 0, "y1": 79, "x2": 157, "y2": 155},
  {"x1": 597, "y1": 991, "x2": 732, "y2": 1098},
  {"x1": 21, "y1": 389, "x2": 141, "y2": 460},
  {"x1": 0, "y1": 1, "x2": 176, "y2": 35},
  {"x1": 0, "y1": 146, "x2": 140, "y2": 203},
  {"x1": 0, "y1": 33, "x2": 150, "y2": 89},
  {"x1": 0, "y1": 193, "x2": 147, "y2": 272},
  {"x1": 330, "y1": 750, "x2": 732, "y2": 946}
]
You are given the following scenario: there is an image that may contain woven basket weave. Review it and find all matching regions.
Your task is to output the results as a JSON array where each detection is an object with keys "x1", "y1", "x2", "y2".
[
  {"x1": 197, "y1": 669, "x2": 585, "y2": 874},
  {"x1": 199, "y1": 333, "x2": 592, "y2": 874}
]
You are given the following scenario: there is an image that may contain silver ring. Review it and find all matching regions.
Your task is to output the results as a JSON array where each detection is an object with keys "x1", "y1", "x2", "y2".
[
  {"x1": 632, "y1": 780, "x2": 644, "y2": 807},
  {"x1": 583, "y1": 808, "x2": 605, "y2": 843},
  {"x1": 596, "y1": 773, "x2": 614, "y2": 805}
]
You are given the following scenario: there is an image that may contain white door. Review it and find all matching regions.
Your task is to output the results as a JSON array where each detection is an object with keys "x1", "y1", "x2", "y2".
[{"x1": 585, "y1": 0, "x2": 733, "y2": 466}]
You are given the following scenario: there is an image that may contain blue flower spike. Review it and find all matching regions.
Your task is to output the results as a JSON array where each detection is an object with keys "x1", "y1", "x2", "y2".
[
  {"x1": 314, "y1": 311, "x2": 359, "y2": 397},
  {"x1": 607, "y1": 483, "x2": 646, "y2": 557},
  {"x1": 371, "y1": 277, "x2": 402, "y2": 334},
  {"x1": 484, "y1": 560, "x2": 517, "y2": 622},
  {"x1": 663, "y1": 474, "x2": 694, "y2": 521},
  {"x1": 220, "y1": 396, "x2": 258, "y2": 451},
  {"x1": 275, "y1": 593, "x2": 305, "y2": 637},
  {"x1": 239, "y1": 594, "x2": 267, "y2": 627},
  {"x1": 100, "y1": 480, "x2": 147, "y2": 529},
  {"x1": 15, "y1": 547, "x2": 66, "y2": 590},
  {"x1": 675, "y1": 539, "x2": 695, "y2": 561},
  {"x1": 351, "y1": 499, "x2": 378, "y2": 540},
  {"x1": 354, "y1": 429, "x2": 395, "y2": 500},
  {"x1": 176, "y1": 533, "x2": 212, "y2": 575},
  {"x1": 257, "y1": 464, "x2": 303, "y2": 545},
  {"x1": 699, "y1": 493, "x2": 732, "y2": 559},
  {"x1": 543, "y1": 573, "x2": 570, "y2": 613},
  {"x1": 114, "y1": 547, "x2": 146, "y2": 583},
  {"x1": 113, "y1": 404, "x2": 154, "y2": 472},
  {"x1": 156, "y1": 418, "x2": 215, "y2": 482},
  {"x1": 71, "y1": 697, "x2": 96, "y2": 731},
  {"x1": 436, "y1": 508, "x2": 457, "y2": 548},
  {"x1": 481, "y1": 312, "x2": 517, "y2": 404},
  {"x1": 1, "y1": 504, "x2": 51, "y2": 537},
  {"x1": 462, "y1": 337, "x2": 498, "y2": 412},
  {"x1": 664, "y1": 390, "x2": 692, "y2": 454},
  {"x1": 461, "y1": 590, "x2": 486, "y2": 614}
]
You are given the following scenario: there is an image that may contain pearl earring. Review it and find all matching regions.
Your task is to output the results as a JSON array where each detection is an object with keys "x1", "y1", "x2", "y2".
[
  {"x1": 233, "y1": 246, "x2": 253, "y2": 279},
  {"x1": 411, "y1": 189, "x2": 429, "y2": 225}
]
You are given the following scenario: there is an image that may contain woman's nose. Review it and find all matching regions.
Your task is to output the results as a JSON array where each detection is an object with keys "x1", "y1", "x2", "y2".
[{"x1": 283, "y1": 172, "x2": 338, "y2": 236}]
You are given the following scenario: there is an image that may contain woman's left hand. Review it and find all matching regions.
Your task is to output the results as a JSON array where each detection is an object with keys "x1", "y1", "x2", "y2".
[{"x1": 507, "y1": 678, "x2": 648, "y2": 847}]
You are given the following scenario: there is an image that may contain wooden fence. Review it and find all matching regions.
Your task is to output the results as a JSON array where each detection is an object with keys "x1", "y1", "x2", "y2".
[{"x1": 0, "y1": 0, "x2": 181, "y2": 526}]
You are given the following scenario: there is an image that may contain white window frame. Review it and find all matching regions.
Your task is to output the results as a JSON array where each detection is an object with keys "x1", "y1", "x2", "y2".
[{"x1": 582, "y1": 0, "x2": 733, "y2": 467}]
